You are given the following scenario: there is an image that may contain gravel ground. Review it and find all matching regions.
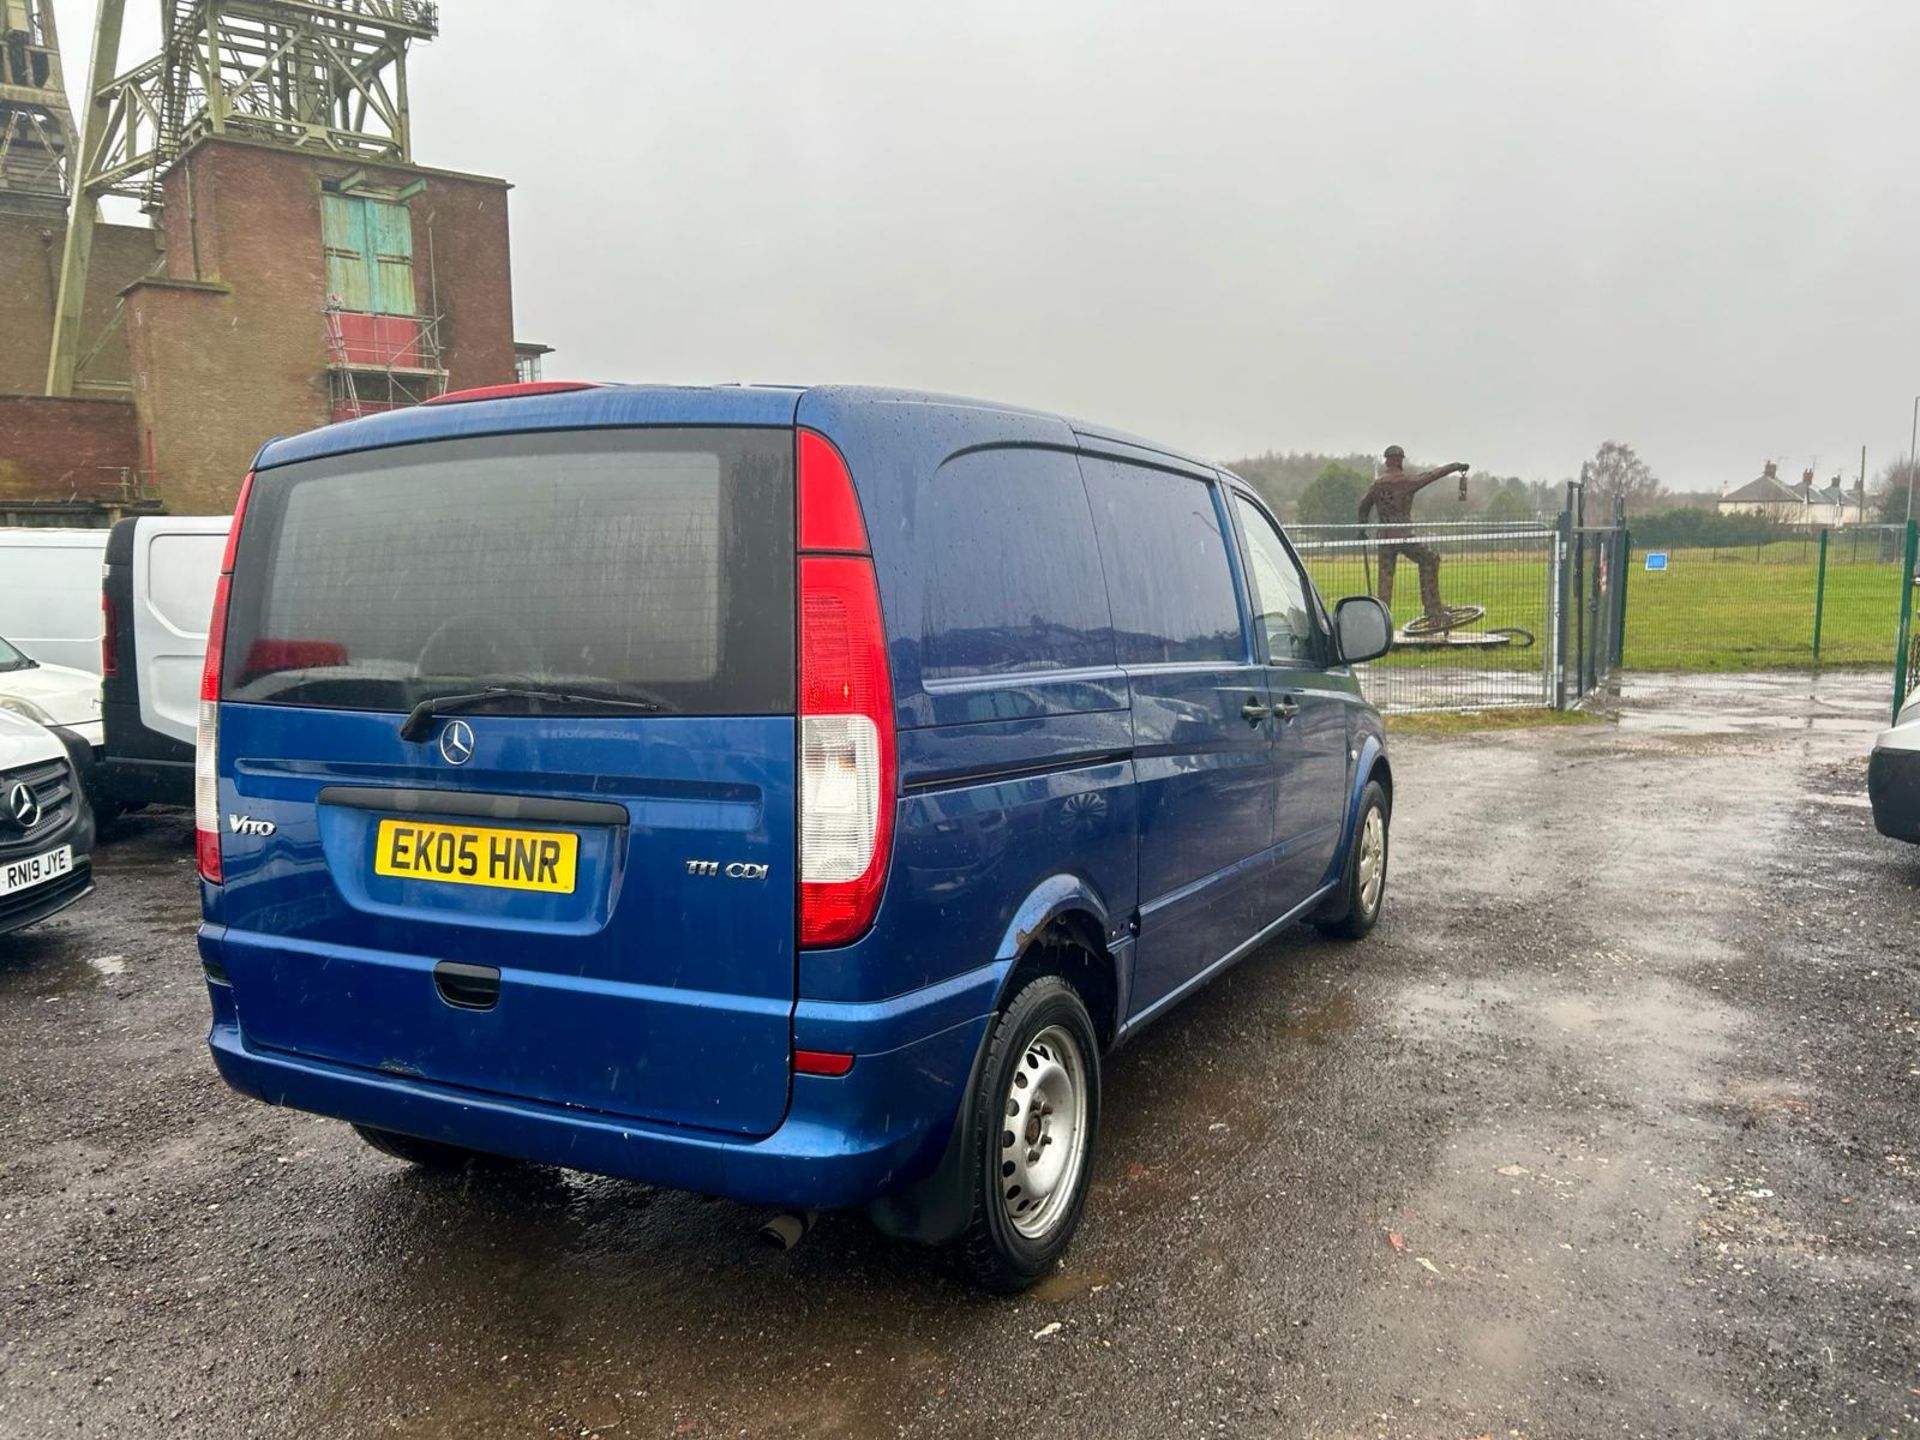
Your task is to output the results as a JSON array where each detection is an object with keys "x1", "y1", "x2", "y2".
[{"x1": 0, "y1": 671, "x2": 1914, "y2": 1439}]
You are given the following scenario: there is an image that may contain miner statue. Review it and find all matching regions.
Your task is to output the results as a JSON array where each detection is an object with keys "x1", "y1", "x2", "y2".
[{"x1": 1356, "y1": 446, "x2": 1471, "y2": 632}]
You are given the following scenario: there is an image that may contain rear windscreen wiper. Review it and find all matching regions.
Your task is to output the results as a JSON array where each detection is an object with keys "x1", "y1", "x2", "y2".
[{"x1": 399, "y1": 685, "x2": 667, "y2": 742}]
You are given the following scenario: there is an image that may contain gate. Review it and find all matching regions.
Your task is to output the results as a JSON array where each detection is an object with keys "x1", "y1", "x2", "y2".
[{"x1": 1560, "y1": 482, "x2": 1629, "y2": 708}]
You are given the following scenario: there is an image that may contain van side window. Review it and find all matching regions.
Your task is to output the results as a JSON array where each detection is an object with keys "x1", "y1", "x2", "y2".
[
  {"x1": 1080, "y1": 458, "x2": 1244, "y2": 665},
  {"x1": 921, "y1": 448, "x2": 1115, "y2": 680},
  {"x1": 1229, "y1": 493, "x2": 1318, "y2": 664}
]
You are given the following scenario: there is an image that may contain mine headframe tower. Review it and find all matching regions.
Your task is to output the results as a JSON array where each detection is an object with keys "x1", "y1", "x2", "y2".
[
  {"x1": 0, "y1": 0, "x2": 79, "y2": 214},
  {"x1": 46, "y1": 0, "x2": 440, "y2": 395}
]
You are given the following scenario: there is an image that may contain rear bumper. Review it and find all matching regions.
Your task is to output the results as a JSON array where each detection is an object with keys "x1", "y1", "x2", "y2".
[
  {"x1": 201, "y1": 944, "x2": 1003, "y2": 1211},
  {"x1": 1869, "y1": 746, "x2": 1920, "y2": 842}
]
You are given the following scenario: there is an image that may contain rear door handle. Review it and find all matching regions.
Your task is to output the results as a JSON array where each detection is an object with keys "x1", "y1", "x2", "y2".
[
  {"x1": 434, "y1": 961, "x2": 501, "y2": 1011},
  {"x1": 1241, "y1": 697, "x2": 1271, "y2": 723},
  {"x1": 1272, "y1": 695, "x2": 1301, "y2": 721}
]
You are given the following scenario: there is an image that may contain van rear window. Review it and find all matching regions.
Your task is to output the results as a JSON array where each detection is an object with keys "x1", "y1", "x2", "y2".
[{"x1": 224, "y1": 429, "x2": 793, "y2": 714}]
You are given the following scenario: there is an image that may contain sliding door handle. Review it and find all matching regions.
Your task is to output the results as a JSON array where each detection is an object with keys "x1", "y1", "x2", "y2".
[{"x1": 1240, "y1": 698, "x2": 1271, "y2": 723}]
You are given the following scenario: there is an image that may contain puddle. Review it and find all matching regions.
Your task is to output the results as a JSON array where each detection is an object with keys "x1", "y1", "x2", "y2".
[
  {"x1": 1028, "y1": 1266, "x2": 1112, "y2": 1303},
  {"x1": 1619, "y1": 709, "x2": 1882, "y2": 737},
  {"x1": 87, "y1": 954, "x2": 127, "y2": 978},
  {"x1": 0, "y1": 930, "x2": 98, "y2": 996},
  {"x1": 1808, "y1": 792, "x2": 1873, "y2": 809},
  {"x1": 1279, "y1": 989, "x2": 1360, "y2": 1044},
  {"x1": 1608, "y1": 671, "x2": 1890, "y2": 740}
]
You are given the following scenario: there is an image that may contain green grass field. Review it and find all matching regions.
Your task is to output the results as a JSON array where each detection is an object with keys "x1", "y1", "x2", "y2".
[
  {"x1": 1623, "y1": 547, "x2": 1903, "y2": 670},
  {"x1": 1297, "y1": 542, "x2": 1907, "y2": 674},
  {"x1": 1385, "y1": 707, "x2": 1604, "y2": 734}
]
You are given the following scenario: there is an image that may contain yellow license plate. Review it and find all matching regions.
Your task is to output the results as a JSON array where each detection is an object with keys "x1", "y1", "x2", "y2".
[{"x1": 373, "y1": 819, "x2": 579, "y2": 894}]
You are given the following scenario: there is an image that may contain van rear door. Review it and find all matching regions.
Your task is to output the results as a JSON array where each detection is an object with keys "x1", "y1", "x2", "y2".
[
  {"x1": 132, "y1": 518, "x2": 227, "y2": 747},
  {"x1": 214, "y1": 428, "x2": 798, "y2": 1137}
]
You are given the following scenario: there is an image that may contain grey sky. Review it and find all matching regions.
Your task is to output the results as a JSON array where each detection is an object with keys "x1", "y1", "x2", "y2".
[{"x1": 51, "y1": 0, "x2": 1920, "y2": 491}]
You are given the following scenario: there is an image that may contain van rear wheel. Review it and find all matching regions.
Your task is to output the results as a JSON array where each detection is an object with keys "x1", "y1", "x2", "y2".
[
  {"x1": 956, "y1": 975, "x2": 1101, "y2": 1293},
  {"x1": 352, "y1": 1124, "x2": 515, "y2": 1172}
]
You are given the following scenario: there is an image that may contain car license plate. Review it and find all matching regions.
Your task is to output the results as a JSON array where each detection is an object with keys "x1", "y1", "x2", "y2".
[
  {"x1": 372, "y1": 819, "x2": 578, "y2": 894},
  {"x1": 0, "y1": 844, "x2": 73, "y2": 898}
]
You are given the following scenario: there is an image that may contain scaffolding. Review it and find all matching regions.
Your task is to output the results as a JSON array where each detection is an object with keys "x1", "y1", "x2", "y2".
[{"x1": 323, "y1": 299, "x2": 447, "y2": 422}]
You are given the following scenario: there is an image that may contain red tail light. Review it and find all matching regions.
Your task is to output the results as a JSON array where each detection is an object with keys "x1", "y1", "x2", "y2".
[
  {"x1": 421, "y1": 380, "x2": 599, "y2": 406},
  {"x1": 196, "y1": 470, "x2": 255, "y2": 883},
  {"x1": 797, "y1": 429, "x2": 871, "y2": 552},
  {"x1": 100, "y1": 593, "x2": 118, "y2": 679},
  {"x1": 796, "y1": 430, "x2": 895, "y2": 948}
]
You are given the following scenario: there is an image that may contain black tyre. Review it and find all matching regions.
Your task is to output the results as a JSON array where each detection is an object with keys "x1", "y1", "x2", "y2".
[
  {"x1": 1485, "y1": 626, "x2": 1535, "y2": 649},
  {"x1": 1313, "y1": 778, "x2": 1390, "y2": 940},
  {"x1": 956, "y1": 974, "x2": 1101, "y2": 1294},
  {"x1": 352, "y1": 1124, "x2": 514, "y2": 1172}
]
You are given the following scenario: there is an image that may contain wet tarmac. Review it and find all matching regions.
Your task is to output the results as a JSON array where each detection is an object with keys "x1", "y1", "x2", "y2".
[{"x1": 1, "y1": 671, "x2": 1914, "y2": 1438}]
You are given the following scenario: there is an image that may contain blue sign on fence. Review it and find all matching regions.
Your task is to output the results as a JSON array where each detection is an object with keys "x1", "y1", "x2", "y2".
[{"x1": 1645, "y1": 551, "x2": 1670, "y2": 572}]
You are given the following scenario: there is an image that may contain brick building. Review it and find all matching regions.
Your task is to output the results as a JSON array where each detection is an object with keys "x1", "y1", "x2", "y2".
[{"x1": 1, "y1": 0, "x2": 536, "y2": 518}]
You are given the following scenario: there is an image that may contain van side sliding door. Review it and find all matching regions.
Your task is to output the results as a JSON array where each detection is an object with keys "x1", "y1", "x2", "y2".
[
  {"x1": 1223, "y1": 487, "x2": 1349, "y2": 907},
  {"x1": 1078, "y1": 454, "x2": 1277, "y2": 1023}
]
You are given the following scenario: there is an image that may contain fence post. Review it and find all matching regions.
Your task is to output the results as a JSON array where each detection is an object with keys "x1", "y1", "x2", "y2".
[
  {"x1": 1541, "y1": 526, "x2": 1557, "y2": 705},
  {"x1": 1811, "y1": 527, "x2": 1829, "y2": 661},
  {"x1": 1554, "y1": 507, "x2": 1572, "y2": 709},
  {"x1": 1615, "y1": 527, "x2": 1631, "y2": 669},
  {"x1": 1572, "y1": 485, "x2": 1587, "y2": 697},
  {"x1": 1894, "y1": 520, "x2": 1918, "y2": 723}
]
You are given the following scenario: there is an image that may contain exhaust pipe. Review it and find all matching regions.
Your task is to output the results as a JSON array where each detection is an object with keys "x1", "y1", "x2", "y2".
[{"x1": 757, "y1": 1209, "x2": 818, "y2": 1251}]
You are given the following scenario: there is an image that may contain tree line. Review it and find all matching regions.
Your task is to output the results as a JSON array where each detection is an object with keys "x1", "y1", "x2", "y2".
[
  {"x1": 1225, "y1": 439, "x2": 1920, "y2": 541},
  {"x1": 1223, "y1": 450, "x2": 1561, "y2": 525}
]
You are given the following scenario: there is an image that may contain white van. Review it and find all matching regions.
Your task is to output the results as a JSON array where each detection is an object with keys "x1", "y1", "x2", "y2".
[
  {"x1": 0, "y1": 529, "x2": 112, "y2": 674},
  {"x1": 100, "y1": 516, "x2": 229, "y2": 807}
]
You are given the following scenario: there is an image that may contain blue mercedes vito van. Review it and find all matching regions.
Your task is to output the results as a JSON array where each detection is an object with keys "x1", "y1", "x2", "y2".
[{"x1": 197, "y1": 383, "x2": 1394, "y2": 1291}]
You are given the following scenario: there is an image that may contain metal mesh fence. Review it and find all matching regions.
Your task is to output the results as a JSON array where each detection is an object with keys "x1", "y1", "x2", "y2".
[
  {"x1": 1292, "y1": 522, "x2": 1557, "y2": 713},
  {"x1": 1295, "y1": 512, "x2": 1913, "y2": 713},
  {"x1": 1623, "y1": 524, "x2": 1907, "y2": 671}
]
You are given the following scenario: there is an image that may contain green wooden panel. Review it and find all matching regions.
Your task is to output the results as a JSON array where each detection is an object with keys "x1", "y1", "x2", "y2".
[
  {"x1": 368, "y1": 198, "x2": 416, "y2": 316},
  {"x1": 368, "y1": 197, "x2": 413, "y2": 258},
  {"x1": 322, "y1": 194, "x2": 416, "y2": 315},
  {"x1": 322, "y1": 194, "x2": 372, "y2": 311}
]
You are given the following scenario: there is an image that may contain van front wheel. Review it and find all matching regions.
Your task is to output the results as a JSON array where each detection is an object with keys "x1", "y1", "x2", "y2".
[
  {"x1": 1313, "y1": 778, "x2": 1390, "y2": 940},
  {"x1": 352, "y1": 1124, "x2": 515, "y2": 1172},
  {"x1": 956, "y1": 975, "x2": 1101, "y2": 1293}
]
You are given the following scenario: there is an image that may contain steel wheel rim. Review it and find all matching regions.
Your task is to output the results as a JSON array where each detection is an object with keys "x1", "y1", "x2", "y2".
[
  {"x1": 998, "y1": 1023, "x2": 1089, "y2": 1239},
  {"x1": 1357, "y1": 808, "x2": 1386, "y2": 915}
]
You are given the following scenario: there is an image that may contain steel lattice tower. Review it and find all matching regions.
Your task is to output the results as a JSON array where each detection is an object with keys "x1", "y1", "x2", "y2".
[{"x1": 0, "y1": 0, "x2": 79, "y2": 214}]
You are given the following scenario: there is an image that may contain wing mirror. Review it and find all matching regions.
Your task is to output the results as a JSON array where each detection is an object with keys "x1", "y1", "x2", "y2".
[{"x1": 1333, "y1": 596, "x2": 1393, "y2": 664}]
